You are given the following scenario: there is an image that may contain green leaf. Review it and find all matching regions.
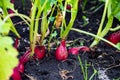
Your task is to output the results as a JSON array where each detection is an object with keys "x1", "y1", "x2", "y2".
[
  {"x1": 0, "y1": 1, "x2": 19, "y2": 79},
  {"x1": 0, "y1": 21, "x2": 11, "y2": 35},
  {"x1": 52, "y1": 31, "x2": 57, "y2": 37},
  {"x1": 110, "y1": 0, "x2": 120, "y2": 21},
  {"x1": 0, "y1": 36, "x2": 13, "y2": 46},
  {"x1": 0, "y1": 37, "x2": 18, "y2": 80},
  {"x1": 62, "y1": 0, "x2": 78, "y2": 38},
  {"x1": 41, "y1": 0, "x2": 57, "y2": 12},
  {"x1": 115, "y1": 12, "x2": 120, "y2": 21},
  {"x1": 0, "y1": 0, "x2": 14, "y2": 10},
  {"x1": 0, "y1": 48, "x2": 18, "y2": 80}
]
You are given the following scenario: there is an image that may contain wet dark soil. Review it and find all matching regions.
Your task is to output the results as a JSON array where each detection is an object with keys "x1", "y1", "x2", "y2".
[{"x1": 10, "y1": 0, "x2": 120, "y2": 80}]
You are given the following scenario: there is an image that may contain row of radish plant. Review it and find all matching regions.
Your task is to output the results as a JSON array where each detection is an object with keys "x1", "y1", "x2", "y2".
[{"x1": 0, "y1": 0, "x2": 120, "y2": 80}]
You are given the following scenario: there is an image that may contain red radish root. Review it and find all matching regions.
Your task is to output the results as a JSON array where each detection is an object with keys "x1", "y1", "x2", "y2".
[{"x1": 55, "y1": 40, "x2": 68, "y2": 61}]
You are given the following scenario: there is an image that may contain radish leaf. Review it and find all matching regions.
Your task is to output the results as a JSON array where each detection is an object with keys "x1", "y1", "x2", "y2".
[{"x1": 0, "y1": 36, "x2": 18, "y2": 80}]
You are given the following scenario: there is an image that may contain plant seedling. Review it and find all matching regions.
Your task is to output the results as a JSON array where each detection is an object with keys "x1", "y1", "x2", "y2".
[
  {"x1": 78, "y1": 56, "x2": 97, "y2": 80},
  {"x1": 90, "y1": 0, "x2": 120, "y2": 48},
  {"x1": 29, "y1": 0, "x2": 56, "y2": 58},
  {"x1": 55, "y1": 0, "x2": 79, "y2": 60},
  {"x1": 11, "y1": 0, "x2": 57, "y2": 60}
]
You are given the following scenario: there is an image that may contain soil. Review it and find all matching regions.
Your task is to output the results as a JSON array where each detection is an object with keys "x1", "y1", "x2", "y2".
[{"x1": 10, "y1": 0, "x2": 120, "y2": 80}]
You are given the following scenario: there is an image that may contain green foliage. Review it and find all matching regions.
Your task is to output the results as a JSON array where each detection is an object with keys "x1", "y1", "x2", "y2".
[
  {"x1": 71, "y1": 28, "x2": 120, "y2": 50},
  {"x1": 41, "y1": 0, "x2": 56, "y2": 12},
  {"x1": 78, "y1": 56, "x2": 97, "y2": 80},
  {"x1": 61, "y1": 0, "x2": 79, "y2": 39},
  {"x1": 0, "y1": 1, "x2": 19, "y2": 79},
  {"x1": 0, "y1": 0, "x2": 14, "y2": 10},
  {"x1": 111, "y1": 0, "x2": 120, "y2": 21},
  {"x1": 0, "y1": 21, "x2": 18, "y2": 80},
  {"x1": 0, "y1": 0, "x2": 20, "y2": 37},
  {"x1": 15, "y1": 0, "x2": 57, "y2": 56},
  {"x1": 0, "y1": 21, "x2": 11, "y2": 35},
  {"x1": 90, "y1": 0, "x2": 120, "y2": 48},
  {"x1": 0, "y1": 36, "x2": 18, "y2": 80}
]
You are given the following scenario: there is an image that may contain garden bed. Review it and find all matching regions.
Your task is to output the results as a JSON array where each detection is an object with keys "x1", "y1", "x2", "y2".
[
  {"x1": 0, "y1": 0, "x2": 120, "y2": 80},
  {"x1": 8, "y1": 0, "x2": 120, "y2": 80}
]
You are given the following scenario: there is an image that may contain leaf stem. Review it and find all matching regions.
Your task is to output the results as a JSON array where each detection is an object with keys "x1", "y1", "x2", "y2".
[
  {"x1": 96, "y1": 0, "x2": 109, "y2": 36},
  {"x1": 110, "y1": 25, "x2": 120, "y2": 31},
  {"x1": 71, "y1": 28, "x2": 120, "y2": 50},
  {"x1": 90, "y1": 15, "x2": 113, "y2": 47}
]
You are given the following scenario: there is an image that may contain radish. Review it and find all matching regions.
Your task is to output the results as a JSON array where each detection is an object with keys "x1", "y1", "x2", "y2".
[
  {"x1": 11, "y1": 67, "x2": 22, "y2": 80},
  {"x1": 34, "y1": 46, "x2": 45, "y2": 60},
  {"x1": 107, "y1": 30, "x2": 120, "y2": 45},
  {"x1": 11, "y1": 61, "x2": 24, "y2": 80},
  {"x1": 11, "y1": 49, "x2": 30, "y2": 80},
  {"x1": 20, "y1": 46, "x2": 45, "y2": 62},
  {"x1": 11, "y1": 49, "x2": 31, "y2": 80},
  {"x1": 12, "y1": 43, "x2": 45, "y2": 79},
  {"x1": 19, "y1": 49, "x2": 31, "y2": 64},
  {"x1": 17, "y1": 62, "x2": 24, "y2": 73},
  {"x1": 68, "y1": 46, "x2": 90, "y2": 55},
  {"x1": 55, "y1": 39, "x2": 68, "y2": 61}
]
